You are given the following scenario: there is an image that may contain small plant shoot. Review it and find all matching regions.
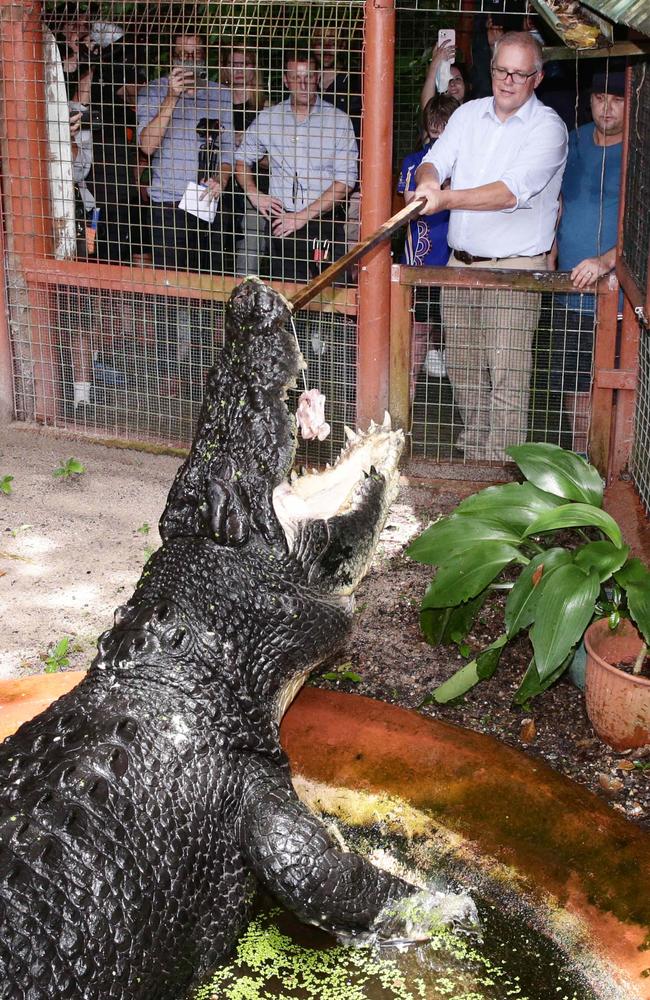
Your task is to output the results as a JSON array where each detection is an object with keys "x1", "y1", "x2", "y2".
[
  {"x1": 42, "y1": 638, "x2": 71, "y2": 673},
  {"x1": 407, "y1": 444, "x2": 650, "y2": 705},
  {"x1": 53, "y1": 458, "x2": 86, "y2": 480},
  {"x1": 1, "y1": 475, "x2": 14, "y2": 496}
]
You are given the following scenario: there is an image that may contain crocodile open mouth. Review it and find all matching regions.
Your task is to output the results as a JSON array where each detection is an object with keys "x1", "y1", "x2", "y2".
[{"x1": 272, "y1": 413, "x2": 405, "y2": 546}]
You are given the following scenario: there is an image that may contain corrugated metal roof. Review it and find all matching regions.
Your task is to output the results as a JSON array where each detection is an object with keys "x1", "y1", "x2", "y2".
[{"x1": 581, "y1": 0, "x2": 650, "y2": 37}]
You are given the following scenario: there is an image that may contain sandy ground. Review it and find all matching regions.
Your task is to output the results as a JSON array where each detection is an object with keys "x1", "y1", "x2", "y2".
[{"x1": 0, "y1": 422, "x2": 182, "y2": 678}]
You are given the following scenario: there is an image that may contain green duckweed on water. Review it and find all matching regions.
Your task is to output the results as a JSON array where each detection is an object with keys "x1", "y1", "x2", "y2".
[{"x1": 191, "y1": 905, "x2": 582, "y2": 1000}]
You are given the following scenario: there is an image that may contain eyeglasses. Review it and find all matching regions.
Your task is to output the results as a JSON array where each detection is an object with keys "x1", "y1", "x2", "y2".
[{"x1": 491, "y1": 66, "x2": 538, "y2": 85}]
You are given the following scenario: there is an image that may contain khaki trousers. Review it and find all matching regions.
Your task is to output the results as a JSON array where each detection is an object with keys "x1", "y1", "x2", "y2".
[{"x1": 442, "y1": 252, "x2": 546, "y2": 462}]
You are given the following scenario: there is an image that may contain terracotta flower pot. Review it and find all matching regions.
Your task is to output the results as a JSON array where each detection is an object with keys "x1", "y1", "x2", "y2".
[{"x1": 584, "y1": 618, "x2": 650, "y2": 751}]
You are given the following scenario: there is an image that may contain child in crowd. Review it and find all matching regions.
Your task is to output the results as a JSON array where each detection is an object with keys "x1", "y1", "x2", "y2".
[{"x1": 397, "y1": 93, "x2": 459, "y2": 395}]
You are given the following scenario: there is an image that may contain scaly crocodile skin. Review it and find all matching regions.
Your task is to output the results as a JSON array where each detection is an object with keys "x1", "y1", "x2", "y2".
[{"x1": 0, "y1": 280, "x2": 411, "y2": 999}]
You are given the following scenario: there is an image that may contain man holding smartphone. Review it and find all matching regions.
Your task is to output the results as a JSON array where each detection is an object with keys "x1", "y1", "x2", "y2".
[
  {"x1": 411, "y1": 31, "x2": 567, "y2": 463},
  {"x1": 137, "y1": 30, "x2": 236, "y2": 395},
  {"x1": 137, "y1": 30, "x2": 235, "y2": 274}
]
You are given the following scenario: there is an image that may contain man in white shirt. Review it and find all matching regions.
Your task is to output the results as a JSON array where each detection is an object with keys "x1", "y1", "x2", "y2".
[
  {"x1": 234, "y1": 50, "x2": 358, "y2": 282},
  {"x1": 411, "y1": 32, "x2": 568, "y2": 462}
]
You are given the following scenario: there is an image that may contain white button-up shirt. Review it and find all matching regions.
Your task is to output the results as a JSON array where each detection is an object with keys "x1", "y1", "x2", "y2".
[{"x1": 422, "y1": 94, "x2": 568, "y2": 258}]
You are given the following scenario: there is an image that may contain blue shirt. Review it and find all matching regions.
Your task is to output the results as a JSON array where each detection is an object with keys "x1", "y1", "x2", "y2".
[
  {"x1": 235, "y1": 97, "x2": 358, "y2": 211},
  {"x1": 557, "y1": 124, "x2": 622, "y2": 311},
  {"x1": 397, "y1": 146, "x2": 450, "y2": 266},
  {"x1": 137, "y1": 77, "x2": 235, "y2": 204}
]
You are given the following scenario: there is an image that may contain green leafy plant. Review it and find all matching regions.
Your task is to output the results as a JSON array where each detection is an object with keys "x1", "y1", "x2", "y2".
[
  {"x1": 53, "y1": 458, "x2": 86, "y2": 480},
  {"x1": 136, "y1": 522, "x2": 151, "y2": 535},
  {"x1": 42, "y1": 637, "x2": 70, "y2": 673},
  {"x1": 407, "y1": 444, "x2": 650, "y2": 705},
  {"x1": 321, "y1": 661, "x2": 362, "y2": 684},
  {"x1": 1, "y1": 475, "x2": 14, "y2": 495}
]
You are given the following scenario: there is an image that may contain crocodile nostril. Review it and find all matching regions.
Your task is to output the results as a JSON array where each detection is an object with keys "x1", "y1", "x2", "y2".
[
  {"x1": 132, "y1": 635, "x2": 147, "y2": 653},
  {"x1": 155, "y1": 602, "x2": 171, "y2": 622}
]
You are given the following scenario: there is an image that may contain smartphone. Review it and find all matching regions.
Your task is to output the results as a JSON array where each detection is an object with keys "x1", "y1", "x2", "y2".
[
  {"x1": 438, "y1": 28, "x2": 456, "y2": 48},
  {"x1": 79, "y1": 107, "x2": 102, "y2": 130}
]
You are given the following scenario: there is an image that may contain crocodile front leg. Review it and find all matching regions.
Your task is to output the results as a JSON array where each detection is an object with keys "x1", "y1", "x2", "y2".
[{"x1": 235, "y1": 756, "x2": 412, "y2": 938}]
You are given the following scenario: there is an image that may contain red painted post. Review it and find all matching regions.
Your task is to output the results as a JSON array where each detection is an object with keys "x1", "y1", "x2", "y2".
[
  {"x1": 0, "y1": 198, "x2": 15, "y2": 424},
  {"x1": 357, "y1": 0, "x2": 395, "y2": 429},
  {"x1": 0, "y1": 0, "x2": 56, "y2": 423}
]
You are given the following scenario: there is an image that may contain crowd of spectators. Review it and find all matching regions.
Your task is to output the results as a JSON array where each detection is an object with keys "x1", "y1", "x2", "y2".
[{"x1": 50, "y1": 13, "x2": 625, "y2": 458}]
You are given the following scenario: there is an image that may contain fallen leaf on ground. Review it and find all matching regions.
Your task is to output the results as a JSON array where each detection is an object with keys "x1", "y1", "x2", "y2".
[
  {"x1": 598, "y1": 773, "x2": 624, "y2": 795},
  {"x1": 519, "y1": 718, "x2": 536, "y2": 744}
]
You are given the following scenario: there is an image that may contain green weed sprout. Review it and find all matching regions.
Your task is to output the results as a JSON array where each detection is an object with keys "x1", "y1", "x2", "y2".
[
  {"x1": 53, "y1": 458, "x2": 86, "y2": 480},
  {"x1": 43, "y1": 638, "x2": 70, "y2": 673}
]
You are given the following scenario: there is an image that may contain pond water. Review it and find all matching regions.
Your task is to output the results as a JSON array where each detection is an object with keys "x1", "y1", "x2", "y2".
[{"x1": 195, "y1": 891, "x2": 599, "y2": 1000}]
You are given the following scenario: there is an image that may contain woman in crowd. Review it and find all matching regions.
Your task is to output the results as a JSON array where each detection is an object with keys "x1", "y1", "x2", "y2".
[{"x1": 420, "y1": 39, "x2": 469, "y2": 110}]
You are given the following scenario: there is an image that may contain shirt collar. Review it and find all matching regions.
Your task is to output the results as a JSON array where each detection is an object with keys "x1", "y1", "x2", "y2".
[
  {"x1": 284, "y1": 95, "x2": 323, "y2": 118},
  {"x1": 482, "y1": 92, "x2": 538, "y2": 125}
]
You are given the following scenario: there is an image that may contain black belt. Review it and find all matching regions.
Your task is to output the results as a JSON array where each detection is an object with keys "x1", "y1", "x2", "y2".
[{"x1": 453, "y1": 250, "x2": 494, "y2": 265}]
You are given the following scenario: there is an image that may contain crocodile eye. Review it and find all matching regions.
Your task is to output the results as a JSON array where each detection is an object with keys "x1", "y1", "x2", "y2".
[{"x1": 170, "y1": 628, "x2": 187, "y2": 649}]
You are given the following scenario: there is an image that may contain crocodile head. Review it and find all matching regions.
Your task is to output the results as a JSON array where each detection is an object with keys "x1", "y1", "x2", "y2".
[{"x1": 161, "y1": 277, "x2": 404, "y2": 599}]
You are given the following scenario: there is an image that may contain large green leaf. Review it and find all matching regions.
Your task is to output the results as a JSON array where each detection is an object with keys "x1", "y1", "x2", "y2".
[
  {"x1": 423, "y1": 660, "x2": 481, "y2": 705},
  {"x1": 505, "y1": 548, "x2": 572, "y2": 638},
  {"x1": 530, "y1": 564, "x2": 601, "y2": 680},
  {"x1": 454, "y1": 481, "x2": 567, "y2": 535},
  {"x1": 523, "y1": 503, "x2": 623, "y2": 548},
  {"x1": 506, "y1": 443, "x2": 604, "y2": 507},
  {"x1": 407, "y1": 515, "x2": 522, "y2": 566},
  {"x1": 513, "y1": 654, "x2": 573, "y2": 705},
  {"x1": 420, "y1": 607, "x2": 453, "y2": 646},
  {"x1": 424, "y1": 634, "x2": 508, "y2": 705},
  {"x1": 574, "y1": 541, "x2": 630, "y2": 582},
  {"x1": 421, "y1": 591, "x2": 488, "y2": 644},
  {"x1": 615, "y1": 558, "x2": 650, "y2": 644},
  {"x1": 476, "y1": 634, "x2": 508, "y2": 679},
  {"x1": 420, "y1": 542, "x2": 522, "y2": 608}
]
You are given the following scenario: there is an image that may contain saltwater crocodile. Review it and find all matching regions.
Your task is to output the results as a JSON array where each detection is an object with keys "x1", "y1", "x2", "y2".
[{"x1": 0, "y1": 280, "x2": 421, "y2": 998}]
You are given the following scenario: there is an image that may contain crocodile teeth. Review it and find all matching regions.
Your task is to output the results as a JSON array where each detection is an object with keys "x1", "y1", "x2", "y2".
[
  {"x1": 382, "y1": 411, "x2": 392, "y2": 430},
  {"x1": 344, "y1": 426, "x2": 358, "y2": 443}
]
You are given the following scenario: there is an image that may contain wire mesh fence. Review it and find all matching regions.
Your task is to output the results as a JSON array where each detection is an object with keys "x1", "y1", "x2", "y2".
[
  {"x1": 621, "y1": 59, "x2": 649, "y2": 302},
  {"x1": 39, "y1": 1, "x2": 364, "y2": 278},
  {"x1": 631, "y1": 326, "x2": 650, "y2": 515},
  {"x1": 0, "y1": 0, "x2": 638, "y2": 481},
  {"x1": 15, "y1": 280, "x2": 355, "y2": 459},
  {"x1": 404, "y1": 273, "x2": 600, "y2": 463}
]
